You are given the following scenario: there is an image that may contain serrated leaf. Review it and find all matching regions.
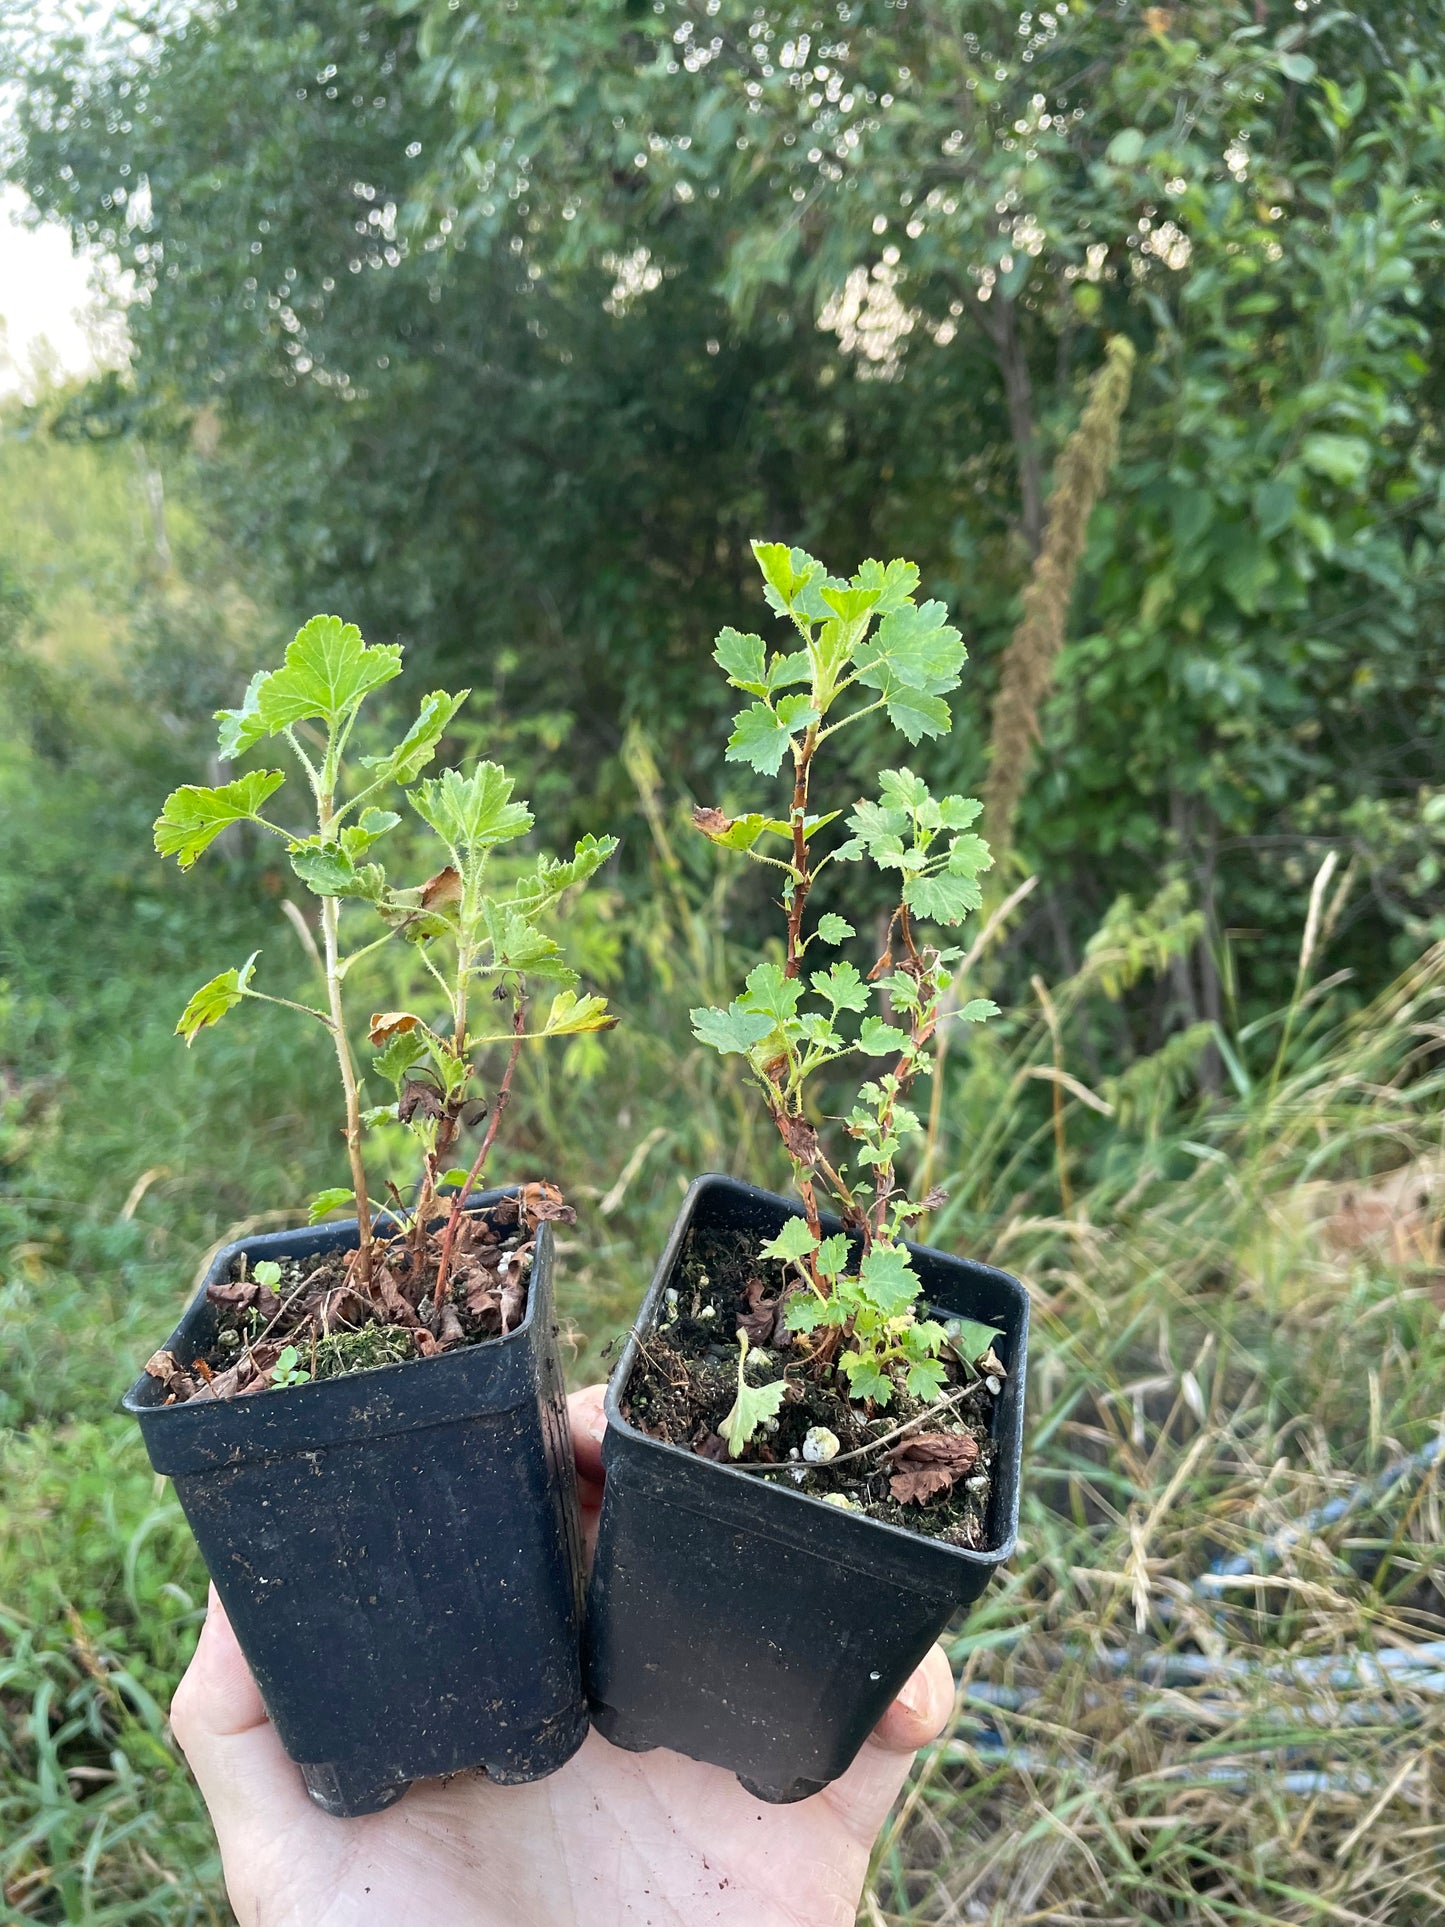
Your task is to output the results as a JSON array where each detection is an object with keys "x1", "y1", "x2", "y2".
[
  {"x1": 856, "y1": 598, "x2": 965, "y2": 692},
  {"x1": 946, "y1": 832, "x2": 992, "y2": 877},
  {"x1": 904, "y1": 871, "x2": 984, "y2": 925},
  {"x1": 509, "y1": 835, "x2": 619, "y2": 919},
  {"x1": 360, "y1": 687, "x2": 469, "y2": 786},
  {"x1": 542, "y1": 989, "x2": 615, "y2": 1035},
  {"x1": 739, "y1": 961, "x2": 803, "y2": 1025},
  {"x1": 175, "y1": 952, "x2": 258, "y2": 1045},
  {"x1": 289, "y1": 840, "x2": 359, "y2": 897},
  {"x1": 372, "y1": 1030, "x2": 427, "y2": 1087},
  {"x1": 690, "y1": 1002, "x2": 774, "y2": 1056},
  {"x1": 938, "y1": 794, "x2": 984, "y2": 830},
  {"x1": 308, "y1": 1187, "x2": 356, "y2": 1224},
  {"x1": 839, "y1": 1351, "x2": 893, "y2": 1406},
  {"x1": 811, "y1": 960, "x2": 869, "y2": 1012},
  {"x1": 881, "y1": 686, "x2": 954, "y2": 744},
  {"x1": 752, "y1": 539, "x2": 825, "y2": 618},
  {"x1": 815, "y1": 913, "x2": 855, "y2": 945},
  {"x1": 725, "y1": 694, "x2": 820, "y2": 775},
  {"x1": 411, "y1": 762, "x2": 533, "y2": 862},
  {"x1": 759, "y1": 1216, "x2": 818, "y2": 1264},
  {"x1": 783, "y1": 1292, "x2": 827, "y2": 1332},
  {"x1": 214, "y1": 670, "x2": 269, "y2": 758},
  {"x1": 853, "y1": 557, "x2": 921, "y2": 612},
  {"x1": 694, "y1": 809, "x2": 836, "y2": 852},
  {"x1": 341, "y1": 809, "x2": 401, "y2": 857},
  {"x1": 154, "y1": 771, "x2": 286, "y2": 869},
  {"x1": 718, "y1": 1339, "x2": 788, "y2": 1457},
  {"x1": 905, "y1": 1357, "x2": 948, "y2": 1402},
  {"x1": 879, "y1": 766, "x2": 931, "y2": 810},
  {"x1": 815, "y1": 1232, "x2": 850, "y2": 1278},
  {"x1": 857, "y1": 1241, "x2": 920, "y2": 1316},
  {"x1": 714, "y1": 626, "x2": 769, "y2": 693},
  {"x1": 858, "y1": 1016, "x2": 908, "y2": 1056},
  {"x1": 257, "y1": 615, "x2": 401, "y2": 734},
  {"x1": 955, "y1": 997, "x2": 999, "y2": 1024},
  {"x1": 481, "y1": 900, "x2": 570, "y2": 978}
]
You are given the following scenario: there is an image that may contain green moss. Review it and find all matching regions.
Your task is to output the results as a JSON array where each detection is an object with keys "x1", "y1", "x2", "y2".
[{"x1": 308, "y1": 1323, "x2": 418, "y2": 1381}]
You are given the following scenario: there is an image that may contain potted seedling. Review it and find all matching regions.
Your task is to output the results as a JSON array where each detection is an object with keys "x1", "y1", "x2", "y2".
[
  {"x1": 584, "y1": 546, "x2": 1029, "y2": 1802},
  {"x1": 124, "y1": 616, "x2": 618, "y2": 1817}
]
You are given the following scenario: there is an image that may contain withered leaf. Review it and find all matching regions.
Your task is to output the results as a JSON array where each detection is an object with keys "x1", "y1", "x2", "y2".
[
  {"x1": 398, "y1": 1078, "x2": 445, "y2": 1125},
  {"x1": 978, "y1": 1348, "x2": 1007, "y2": 1380},
  {"x1": 695, "y1": 1432, "x2": 729, "y2": 1462},
  {"x1": 420, "y1": 865, "x2": 462, "y2": 910},
  {"x1": 520, "y1": 1181, "x2": 576, "y2": 1228},
  {"x1": 207, "y1": 1277, "x2": 261, "y2": 1315},
  {"x1": 374, "y1": 1266, "x2": 420, "y2": 1328},
  {"x1": 692, "y1": 806, "x2": 733, "y2": 838},
  {"x1": 888, "y1": 1431, "x2": 980, "y2": 1505},
  {"x1": 368, "y1": 1010, "x2": 424, "y2": 1046},
  {"x1": 413, "y1": 1328, "x2": 441, "y2": 1357},
  {"x1": 436, "y1": 1299, "x2": 466, "y2": 1348},
  {"x1": 143, "y1": 1349, "x2": 182, "y2": 1384},
  {"x1": 736, "y1": 1276, "x2": 778, "y2": 1347},
  {"x1": 316, "y1": 1286, "x2": 371, "y2": 1334},
  {"x1": 777, "y1": 1113, "x2": 819, "y2": 1165}
]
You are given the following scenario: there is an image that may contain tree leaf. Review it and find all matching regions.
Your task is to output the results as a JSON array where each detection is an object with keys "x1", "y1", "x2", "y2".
[
  {"x1": 308, "y1": 1187, "x2": 356, "y2": 1224},
  {"x1": 690, "y1": 1001, "x2": 773, "y2": 1055},
  {"x1": 858, "y1": 1015, "x2": 908, "y2": 1055},
  {"x1": 945, "y1": 1316, "x2": 1006, "y2": 1363},
  {"x1": 542, "y1": 989, "x2": 616, "y2": 1034},
  {"x1": 838, "y1": 1350, "x2": 892, "y2": 1406},
  {"x1": 509, "y1": 834, "x2": 619, "y2": 919},
  {"x1": 289, "y1": 839, "x2": 360, "y2": 897},
  {"x1": 372, "y1": 1029, "x2": 427, "y2": 1087},
  {"x1": 904, "y1": 870, "x2": 984, "y2": 925},
  {"x1": 725, "y1": 694, "x2": 820, "y2": 774},
  {"x1": 410, "y1": 762, "x2": 534, "y2": 861},
  {"x1": 811, "y1": 960, "x2": 869, "y2": 1012},
  {"x1": 713, "y1": 626, "x2": 769, "y2": 693},
  {"x1": 359, "y1": 687, "x2": 469, "y2": 785},
  {"x1": 815, "y1": 913, "x2": 855, "y2": 945},
  {"x1": 175, "y1": 952, "x2": 258, "y2": 1044},
  {"x1": 739, "y1": 960, "x2": 804, "y2": 1025},
  {"x1": 814, "y1": 1232, "x2": 850, "y2": 1278},
  {"x1": 954, "y1": 997, "x2": 999, "y2": 1025},
  {"x1": 856, "y1": 1241, "x2": 919, "y2": 1316},
  {"x1": 759, "y1": 1215, "x2": 818, "y2": 1263},
  {"x1": 154, "y1": 771, "x2": 286, "y2": 869},
  {"x1": 253, "y1": 614, "x2": 402, "y2": 735}
]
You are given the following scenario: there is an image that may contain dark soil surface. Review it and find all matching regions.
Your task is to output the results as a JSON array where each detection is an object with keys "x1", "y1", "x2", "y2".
[
  {"x1": 623, "y1": 1221, "x2": 1002, "y2": 1549},
  {"x1": 143, "y1": 1184, "x2": 574, "y2": 1405}
]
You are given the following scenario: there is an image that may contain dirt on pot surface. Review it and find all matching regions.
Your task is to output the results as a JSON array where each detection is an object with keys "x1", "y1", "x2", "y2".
[
  {"x1": 622, "y1": 1222, "x2": 1003, "y2": 1549},
  {"x1": 143, "y1": 1183, "x2": 574, "y2": 1405}
]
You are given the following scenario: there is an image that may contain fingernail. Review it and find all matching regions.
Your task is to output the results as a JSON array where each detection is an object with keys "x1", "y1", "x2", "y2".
[{"x1": 586, "y1": 1411, "x2": 607, "y2": 1444}]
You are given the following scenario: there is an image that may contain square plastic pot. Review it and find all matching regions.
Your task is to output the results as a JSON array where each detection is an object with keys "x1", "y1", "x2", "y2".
[
  {"x1": 123, "y1": 1191, "x2": 588, "y2": 1818},
  {"x1": 583, "y1": 1174, "x2": 1029, "y2": 1804}
]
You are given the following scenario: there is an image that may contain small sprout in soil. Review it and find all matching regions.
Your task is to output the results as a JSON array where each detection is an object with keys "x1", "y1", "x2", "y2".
[
  {"x1": 253, "y1": 1259, "x2": 282, "y2": 1292},
  {"x1": 718, "y1": 1331, "x2": 787, "y2": 1459},
  {"x1": 689, "y1": 544, "x2": 997, "y2": 1467},
  {"x1": 270, "y1": 1345, "x2": 311, "y2": 1388}
]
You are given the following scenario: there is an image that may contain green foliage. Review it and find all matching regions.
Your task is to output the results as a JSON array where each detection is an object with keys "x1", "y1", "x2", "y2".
[
  {"x1": 153, "y1": 773, "x2": 285, "y2": 870},
  {"x1": 716, "y1": 1330, "x2": 788, "y2": 1458},
  {"x1": 174, "y1": 953, "x2": 258, "y2": 1045},
  {"x1": 691, "y1": 544, "x2": 995, "y2": 1414}
]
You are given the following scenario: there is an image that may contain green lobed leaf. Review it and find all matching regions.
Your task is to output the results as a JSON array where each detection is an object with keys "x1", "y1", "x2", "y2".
[
  {"x1": 481, "y1": 900, "x2": 573, "y2": 979},
  {"x1": 341, "y1": 809, "x2": 401, "y2": 857},
  {"x1": 359, "y1": 688, "x2": 469, "y2": 786},
  {"x1": 811, "y1": 960, "x2": 869, "y2": 1013},
  {"x1": 856, "y1": 1242, "x2": 920, "y2": 1316},
  {"x1": 946, "y1": 1317, "x2": 1006, "y2": 1363},
  {"x1": 308, "y1": 1187, "x2": 357, "y2": 1224},
  {"x1": 154, "y1": 771, "x2": 286, "y2": 870},
  {"x1": 838, "y1": 1350, "x2": 893, "y2": 1406},
  {"x1": 759, "y1": 1216, "x2": 818, "y2": 1264},
  {"x1": 724, "y1": 694, "x2": 820, "y2": 775},
  {"x1": 853, "y1": 557, "x2": 921, "y2": 613},
  {"x1": 955, "y1": 997, "x2": 1000, "y2": 1024},
  {"x1": 739, "y1": 961, "x2": 803, "y2": 1026},
  {"x1": 541, "y1": 989, "x2": 615, "y2": 1035},
  {"x1": 714, "y1": 626, "x2": 769, "y2": 693},
  {"x1": 905, "y1": 1357, "x2": 948, "y2": 1402},
  {"x1": 509, "y1": 834, "x2": 619, "y2": 920},
  {"x1": 411, "y1": 762, "x2": 534, "y2": 862},
  {"x1": 718, "y1": 1334, "x2": 788, "y2": 1458},
  {"x1": 815, "y1": 913, "x2": 855, "y2": 945},
  {"x1": 175, "y1": 952, "x2": 259, "y2": 1045},
  {"x1": 814, "y1": 1232, "x2": 850, "y2": 1279},
  {"x1": 904, "y1": 871, "x2": 984, "y2": 925},
  {"x1": 946, "y1": 832, "x2": 992, "y2": 877},
  {"x1": 858, "y1": 1016, "x2": 908, "y2": 1056},
  {"x1": 690, "y1": 1002, "x2": 774, "y2": 1056},
  {"x1": 215, "y1": 617, "x2": 402, "y2": 753},
  {"x1": 372, "y1": 1030, "x2": 427, "y2": 1088}
]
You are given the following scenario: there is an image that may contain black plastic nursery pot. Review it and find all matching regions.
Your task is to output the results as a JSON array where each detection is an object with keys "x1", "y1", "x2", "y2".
[
  {"x1": 123, "y1": 1190, "x2": 588, "y2": 1818},
  {"x1": 584, "y1": 1174, "x2": 1029, "y2": 1804}
]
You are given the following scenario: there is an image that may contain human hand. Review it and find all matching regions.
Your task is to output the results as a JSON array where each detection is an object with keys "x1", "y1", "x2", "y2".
[{"x1": 170, "y1": 1384, "x2": 956, "y2": 1927}]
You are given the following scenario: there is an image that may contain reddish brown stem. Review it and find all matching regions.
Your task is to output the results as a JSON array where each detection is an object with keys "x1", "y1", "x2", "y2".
[
  {"x1": 783, "y1": 727, "x2": 818, "y2": 979},
  {"x1": 433, "y1": 1005, "x2": 526, "y2": 1303}
]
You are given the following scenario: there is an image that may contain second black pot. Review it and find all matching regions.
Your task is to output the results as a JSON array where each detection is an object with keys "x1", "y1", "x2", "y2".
[
  {"x1": 124, "y1": 1191, "x2": 588, "y2": 1817},
  {"x1": 584, "y1": 1175, "x2": 1029, "y2": 1803}
]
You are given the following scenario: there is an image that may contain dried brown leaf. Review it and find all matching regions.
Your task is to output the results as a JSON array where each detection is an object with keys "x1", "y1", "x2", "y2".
[
  {"x1": 736, "y1": 1276, "x2": 778, "y2": 1347},
  {"x1": 778, "y1": 1114, "x2": 819, "y2": 1165},
  {"x1": 888, "y1": 1431, "x2": 980, "y2": 1505},
  {"x1": 420, "y1": 865, "x2": 462, "y2": 910},
  {"x1": 368, "y1": 1010, "x2": 424, "y2": 1046}
]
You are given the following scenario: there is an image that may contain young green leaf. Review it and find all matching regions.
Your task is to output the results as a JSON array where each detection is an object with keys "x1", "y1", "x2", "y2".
[
  {"x1": 154, "y1": 771, "x2": 286, "y2": 869},
  {"x1": 858, "y1": 1015, "x2": 909, "y2": 1056},
  {"x1": 439, "y1": 1168, "x2": 472, "y2": 1189},
  {"x1": 905, "y1": 1357, "x2": 948, "y2": 1402},
  {"x1": 725, "y1": 694, "x2": 821, "y2": 776},
  {"x1": 690, "y1": 1002, "x2": 774, "y2": 1056},
  {"x1": 308, "y1": 1187, "x2": 357, "y2": 1224},
  {"x1": 739, "y1": 961, "x2": 803, "y2": 1026},
  {"x1": 718, "y1": 1331, "x2": 788, "y2": 1457},
  {"x1": 359, "y1": 688, "x2": 469, "y2": 786},
  {"x1": 371, "y1": 1029, "x2": 427, "y2": 1088},
  {"x1": 838, "y1": 1350, "x2": 893, "y2": 1406},
  {"x1": 253, "y1": 1259, "x2": 282, "y2": 1291},
  {"x1": 856, "y1": 1241, "x2": 920, "y2": 1316},
  {"x1": 814, "y1": 1232, "x2": 850, "y2": 1279},
  {"x1": 218, "y1": 615, "x2": 402, "y2": 752},
  {"x1": 853, "y1": 556, "x2": 921, "y2": 612},
  {"x1": 903, "y1": 871, "x2": 984, "y2": 925},
  {"x1": 814, "y1": 913, "x2": 855, "y2": 945},
  {"x1": 175, "y1": 952, "x2": 259, "y2": 1044},
  {"x1": 341, "y1": 808, "x2": 401, "y2": 856},
  {"x1": 811, "y1": 960, "x2": 870, "y2": 1013},
  {"x1": 509, "y1": 835, "x2": 619, "y2": 920},
  {"x1": 759, "y1": 1216, "x2": 819, "y2": 1265},
  {"x1": 945, "y1": 1317, "x2": 1006, "y2": 1364},
  {"x1": 713, "y1": 627, "x2": 769, "y2": 693},
  {"x1": 410, "y1": 762, "x2": 534, "y2": 862},
  {"x1": 954, "y1": 997, "x2": 1000, "y2": 1025}
]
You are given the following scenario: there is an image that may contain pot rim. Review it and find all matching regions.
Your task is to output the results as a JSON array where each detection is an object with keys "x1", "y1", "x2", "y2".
[{"x1": 601, "y1": 1172, "x2": 1028, "y2": 1570}]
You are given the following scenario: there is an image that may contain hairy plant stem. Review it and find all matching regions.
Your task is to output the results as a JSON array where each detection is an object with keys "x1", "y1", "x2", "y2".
[
  {"x1": 433, "y1": 1000, "x2": 526, "y2": 1303},
  {"x1": 320, "y1": 891, "x2": 373, "y2": 1285},
  {"x1": 784, "y1": 724, "x2": 819, "y2": 979}
]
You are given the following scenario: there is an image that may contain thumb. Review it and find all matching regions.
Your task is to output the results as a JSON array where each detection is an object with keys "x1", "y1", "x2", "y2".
[
  {"x1": 819, "y1": 1644, "x2": 955, "y2": 1839},
  {"x1": 169, "y1": 1587, "x2": 317, "y2": 1855}
]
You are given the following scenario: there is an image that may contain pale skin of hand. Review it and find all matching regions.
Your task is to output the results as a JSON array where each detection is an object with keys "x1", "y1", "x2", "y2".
[{"x1": 171, "y1": 1384, "x2": 956, "y2": 1927}]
